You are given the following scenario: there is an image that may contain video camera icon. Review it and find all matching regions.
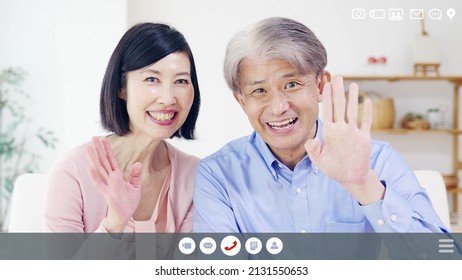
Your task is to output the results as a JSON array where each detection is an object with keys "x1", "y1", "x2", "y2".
[
  {"x1": 370, "y1": 9, "x2": 386, "y2": 19},
  {"x1": 179, "y1": 237, "x2": 196, "y2": 255}
]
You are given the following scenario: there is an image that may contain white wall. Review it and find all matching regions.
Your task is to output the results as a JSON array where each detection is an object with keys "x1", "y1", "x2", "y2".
[
  {"x1": 0, "y1": 0, "x2": 127, "y2": 171},
  {"x1": 127, "y1": 0, "x2": 462, "y2": 210},
  {"x1": 127, "y1": 0, "x2": 462, "y2": 159},
  {"x1": 1, "y1": 0, "x2": 462, "y2": 210}
]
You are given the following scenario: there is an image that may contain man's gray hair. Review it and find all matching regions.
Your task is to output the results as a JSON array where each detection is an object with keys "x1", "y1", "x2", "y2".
[{"x1": 224, "y1": 17, "x2": 327, "y2": 93}]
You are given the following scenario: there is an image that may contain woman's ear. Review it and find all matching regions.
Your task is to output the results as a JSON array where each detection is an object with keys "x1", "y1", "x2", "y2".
[{"x1": 118, "y1": 88, "x2": 126, "y2": 100}]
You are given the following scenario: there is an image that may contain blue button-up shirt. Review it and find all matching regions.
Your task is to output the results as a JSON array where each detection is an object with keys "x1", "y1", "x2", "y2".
[{"x1": 193, "y1": 121, "x2": 446, "y2": 233}]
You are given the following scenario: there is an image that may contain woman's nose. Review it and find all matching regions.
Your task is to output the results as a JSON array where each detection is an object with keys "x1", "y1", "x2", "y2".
[{"x1": 158, "y1": 86, "x2": 177, "y2": 106}]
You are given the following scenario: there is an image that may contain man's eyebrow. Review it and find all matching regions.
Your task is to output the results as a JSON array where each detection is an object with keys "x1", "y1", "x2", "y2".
[
  {"x1": 282, "y1": 71, "x2": 303, "y2": 78},
  {"x1": 246, "y1": 72, "x2": 303, "y2": 85},
  {"x1": 245, "y1": 79, "x2": 265, "y2": 86}
]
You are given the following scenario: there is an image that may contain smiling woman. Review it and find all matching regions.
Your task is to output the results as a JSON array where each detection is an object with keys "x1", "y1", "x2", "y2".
[
  {"x1": 121, "y1": 52, "x2": 195, "y2": 140},
  {"x1": 43, "y1": 22, "x2": 202, "y2": 234}
]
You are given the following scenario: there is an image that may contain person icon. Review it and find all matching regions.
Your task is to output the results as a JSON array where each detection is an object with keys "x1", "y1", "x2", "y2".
[{"x1": 266, "y1": 237, "x2": 283, "y2": 255}]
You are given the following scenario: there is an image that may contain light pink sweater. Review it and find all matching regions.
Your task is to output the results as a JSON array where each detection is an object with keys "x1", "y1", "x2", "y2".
[{"x1": 44, "y1": 141, "x2": 199, "y2": 233}]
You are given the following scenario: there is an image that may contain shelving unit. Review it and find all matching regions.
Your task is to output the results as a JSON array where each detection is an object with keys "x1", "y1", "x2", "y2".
[{"x1": 343, "y1": 75, "x2": 462, "y2": 217}]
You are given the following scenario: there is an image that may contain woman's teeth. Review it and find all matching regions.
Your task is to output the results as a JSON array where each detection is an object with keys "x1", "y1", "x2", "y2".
[{"x1": 148, "y1": 111, "x2": 175, "y2": 121}]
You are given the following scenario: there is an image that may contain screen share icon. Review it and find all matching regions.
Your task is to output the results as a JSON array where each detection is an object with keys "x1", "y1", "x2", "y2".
[{"x1": 389, "y1": 9, "x2": 404, "y2": 20}]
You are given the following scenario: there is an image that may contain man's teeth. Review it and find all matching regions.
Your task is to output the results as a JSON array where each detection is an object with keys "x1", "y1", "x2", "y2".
[
  {"x1": 148, "y1": 111, "x2": 175, "y2": 121},
  {"x1": 268, "y1": 118, "x2": 297, "y2": 129}
]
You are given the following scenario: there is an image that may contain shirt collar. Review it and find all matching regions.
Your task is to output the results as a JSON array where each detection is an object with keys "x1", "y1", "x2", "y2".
[
  {"x1": 252, "y1": 132, "x2": 280, "y2": 179},
  {"x1": 251, "y1": 118, "x2": 323, "y2": 179}
]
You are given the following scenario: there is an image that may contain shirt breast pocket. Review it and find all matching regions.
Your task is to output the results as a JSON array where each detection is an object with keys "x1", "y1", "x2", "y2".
[{"x1": 325, "y1": 219, "x2": 371, "y2": 232}]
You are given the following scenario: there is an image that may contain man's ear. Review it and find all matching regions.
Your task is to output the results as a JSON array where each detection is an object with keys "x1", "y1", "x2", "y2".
[
  {"x1": 118, "y1": 88, "x2": 126, "y2": 100},
  {"x1": 317, "y1": 71, "x2": 331, "y2": 102},
  {"x1": 233, "y1": 91, "x2": 246, "y2": 111}
]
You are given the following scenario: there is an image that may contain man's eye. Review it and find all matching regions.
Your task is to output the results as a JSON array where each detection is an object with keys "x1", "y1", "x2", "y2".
[
  {"x1": 252, "y1": 88, "x2": 266, "y2": 94},
  {"x1": 285, "y1": 81, "x2": 299, "y2": 89}
]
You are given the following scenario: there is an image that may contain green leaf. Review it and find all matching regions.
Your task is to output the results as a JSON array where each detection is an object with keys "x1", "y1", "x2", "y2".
[{"x1": 4, "y1": 178, "x2": 14, "y2": 193}]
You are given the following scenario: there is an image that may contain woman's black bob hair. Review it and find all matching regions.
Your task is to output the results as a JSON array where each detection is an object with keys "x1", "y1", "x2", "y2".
[{"x1": 100, "y1": 22, "x2": 200, "y2": 139}]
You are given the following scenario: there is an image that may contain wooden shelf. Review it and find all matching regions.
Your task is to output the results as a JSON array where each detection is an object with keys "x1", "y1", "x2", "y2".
[
  {"x1": 343, "y1": 75, "x2": 462, "y2": 83},
  {"x1": 342, "y1": 75, "x2": 462, "y2": 214},
  {"x1": 372, "y1": 128, "x2": 462, "y2": 135}
]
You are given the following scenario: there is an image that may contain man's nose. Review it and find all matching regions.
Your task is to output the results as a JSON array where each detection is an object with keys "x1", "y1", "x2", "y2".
[{"x1": 268, "y1": 90, "x2": 289, "y2": 115}]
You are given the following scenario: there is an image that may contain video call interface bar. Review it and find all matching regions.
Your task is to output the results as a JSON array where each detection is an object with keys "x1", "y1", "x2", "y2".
[
  {"x1": 1, "y1": 233, "x2": 461, "y2": 260},
  {"x1": 351, "y1": 8, "x2": 456, "y2": 21}
]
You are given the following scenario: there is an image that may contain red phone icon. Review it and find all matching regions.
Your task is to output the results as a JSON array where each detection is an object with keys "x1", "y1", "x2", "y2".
[{"x1": 224, "y1": 240, "x2": 238, "y2": 251}]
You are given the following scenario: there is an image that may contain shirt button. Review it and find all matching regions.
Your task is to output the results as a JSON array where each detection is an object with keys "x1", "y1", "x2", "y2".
[
  {"x1": 296, "y1": 188, "x2": 302, "y2": 194},
  {"x1": 377, "y1": 218, "x2": 385, "y2": 226},
  {"x1": 390, "y1": 214, "x2": 397, "y2": 222}
]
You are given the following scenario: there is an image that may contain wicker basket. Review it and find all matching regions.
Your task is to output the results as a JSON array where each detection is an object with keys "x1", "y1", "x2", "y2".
[
  {"x1": 400, "y1": 113, "x2": 430, "y2": 129},
  {"x1": 358, "y1": 91, "x2": 395, "y2": 129}
]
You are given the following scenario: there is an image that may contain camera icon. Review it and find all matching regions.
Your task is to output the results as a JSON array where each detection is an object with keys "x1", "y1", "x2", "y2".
[{"x1": 352, "y1": 8, "x2": 366, "y2": 19}]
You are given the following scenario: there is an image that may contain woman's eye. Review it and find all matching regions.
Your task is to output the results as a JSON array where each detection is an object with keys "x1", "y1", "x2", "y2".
[
  {"x1": 145, "y1": 77, "x2": 158, "y2": 83},
  {"x1": 175, "y1": 79, "x2": 190, "y2": 85}
]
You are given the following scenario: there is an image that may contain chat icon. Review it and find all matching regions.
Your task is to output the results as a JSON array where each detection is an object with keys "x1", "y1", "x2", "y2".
[
  {"x1": 428, "y1": 9, "x2": 442, "y2": 20},
  {"x1": 199, "y1": 237, "x2": 216, "y2": 255}
]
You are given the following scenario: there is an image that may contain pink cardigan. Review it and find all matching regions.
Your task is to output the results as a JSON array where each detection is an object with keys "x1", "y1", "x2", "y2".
[{"x1": 44, "y1": 141, "x2": 199, "y2": 233}]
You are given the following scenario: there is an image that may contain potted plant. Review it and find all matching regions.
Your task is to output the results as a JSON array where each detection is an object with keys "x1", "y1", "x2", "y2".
[
  {"x1": 400, "y1": 112, "x2": 430, "y2": 130},
  {"x1": 0, "y1": 67, "x2": 58, "y2": 230}
]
